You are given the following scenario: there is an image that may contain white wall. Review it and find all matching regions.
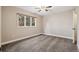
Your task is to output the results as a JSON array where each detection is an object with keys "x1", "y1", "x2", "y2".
[
  {"x1": 43, "y1": 10, "x2": 73, "y2": 39},
  {"x1": 0, "y1": 6, "x2": 1, "y2": 47},
  {"x1": 2, "y1": 6, "x2": 43, "y2": 45}
]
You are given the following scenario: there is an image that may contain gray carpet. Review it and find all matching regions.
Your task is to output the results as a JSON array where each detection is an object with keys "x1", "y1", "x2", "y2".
[{"x1": 2, "y1": 34, "x2": 78, "y2": 52}]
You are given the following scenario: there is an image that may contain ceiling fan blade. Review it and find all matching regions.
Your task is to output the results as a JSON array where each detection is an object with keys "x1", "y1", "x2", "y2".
[
  {"x1": 35, "y1": 8, "x2": 40, "y2": 9},
  {"x1": 38, "y1": 10, "x2": 41, "y2": 12},
  {"x1": 46, "y1": 6, "x2": 52, "y2": 8},
  {"x1": 45, "y1": 9, "x2": 48, "y2": 11}
]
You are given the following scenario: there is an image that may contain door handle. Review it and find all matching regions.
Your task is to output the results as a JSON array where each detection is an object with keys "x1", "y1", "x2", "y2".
[{"x1": 72, "y1": 28, "x2": 76, "y2": 30}]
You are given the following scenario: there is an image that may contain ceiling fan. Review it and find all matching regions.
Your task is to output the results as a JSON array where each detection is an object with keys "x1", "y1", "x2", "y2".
[{"x1": 35, "y1": 6, "x2": 52, "y2": 12}]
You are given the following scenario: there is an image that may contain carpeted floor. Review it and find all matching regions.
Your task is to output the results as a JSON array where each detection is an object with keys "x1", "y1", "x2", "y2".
[{"x1": 2, "y1": 34, "x2": 78, "y2": 52}]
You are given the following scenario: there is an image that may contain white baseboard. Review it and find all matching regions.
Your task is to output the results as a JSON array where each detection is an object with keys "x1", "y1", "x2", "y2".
[
  {"x1": 1, "y1": 33, "x2": 42, "y2": 45},
  {"x1": 1, "y1": 33, "x2": 72, "y2": 45},
  {"x1": 43, "y1": 33, "x2": 73, "y2": 39}
]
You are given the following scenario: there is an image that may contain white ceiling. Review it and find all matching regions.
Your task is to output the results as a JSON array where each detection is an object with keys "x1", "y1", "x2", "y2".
[{"x1": 17, "y1": 6, "x2": 75, "y2": 16}]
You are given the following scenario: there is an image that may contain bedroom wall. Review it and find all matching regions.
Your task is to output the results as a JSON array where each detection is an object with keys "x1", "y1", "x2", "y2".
[
  {"x1": 43, "y1": 10, "x2": 73, "y2": 39},
  {"x1": 2, "y1": 6, "x2": 43, "y2": 44},
  {"x1": 0, "y1": 6, "x2": 1, "y2": 47}
]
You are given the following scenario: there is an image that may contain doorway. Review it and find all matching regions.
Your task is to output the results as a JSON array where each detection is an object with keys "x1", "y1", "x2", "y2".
[{"x1": 72, "y1": 9, "x2": 77, "y2": 44}]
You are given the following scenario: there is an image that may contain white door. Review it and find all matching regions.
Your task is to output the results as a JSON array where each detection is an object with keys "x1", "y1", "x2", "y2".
[
  {"x1": 0, "y1": 6, "x2": 1, "y2": 47},
  {"x1": 72, "y1": 9, "x2": 77, "y2": 44}
]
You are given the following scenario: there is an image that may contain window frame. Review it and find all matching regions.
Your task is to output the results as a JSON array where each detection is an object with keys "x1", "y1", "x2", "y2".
[
  {"x1": 26, "y1": 15, "x2": 31, "y2": 26},
  {"x1": 31, "y1": 17, "x2": 36, "y2": 26},
  {"x1": 17, "y1": 13, "x2": 36, "y2": 27}
]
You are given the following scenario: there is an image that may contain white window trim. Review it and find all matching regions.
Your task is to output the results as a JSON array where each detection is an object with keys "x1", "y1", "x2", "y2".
[
  {"x1": 17, "y1": 14, "x2": 26, "y2": 28},
  {"x1": 17, "y1": 13, "x2": 36, "y2": 27}
]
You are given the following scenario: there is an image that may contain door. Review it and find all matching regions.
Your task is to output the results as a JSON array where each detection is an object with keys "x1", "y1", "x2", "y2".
[
  {"x1": 72, "y1": 9, "x2": 77, "y2": 44},
  {"x1": 0, "y1": 6, "x2": 1, "y2": 47}
]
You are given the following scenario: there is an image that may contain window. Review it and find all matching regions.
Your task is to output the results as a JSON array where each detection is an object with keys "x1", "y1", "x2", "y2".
[
  {"x1": 17, "y1": 13, "x2": 36, "y2": 27},
  {"x1": 32, "y1": 17, "x2": 35, "y2": 26},
  {"x1": 18, "y1": 14, "x2": 24, "y2": 26},
  {"x1": 26, "y1": 16, "x2": 30, "y2": 26}
]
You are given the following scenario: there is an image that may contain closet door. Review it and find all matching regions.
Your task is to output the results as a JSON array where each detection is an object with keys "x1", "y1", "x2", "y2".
[
  {"x1": 0, "y1": 6, "x2": 1, "y2": 47},
  {"x1": 72, "y1": 9, "x2": 77, "y2": 44}
]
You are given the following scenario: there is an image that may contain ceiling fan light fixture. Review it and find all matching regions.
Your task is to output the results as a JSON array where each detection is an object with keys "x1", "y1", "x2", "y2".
[{"x1": 35, "y1": 6, "x2": 53, "y2": 12}]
